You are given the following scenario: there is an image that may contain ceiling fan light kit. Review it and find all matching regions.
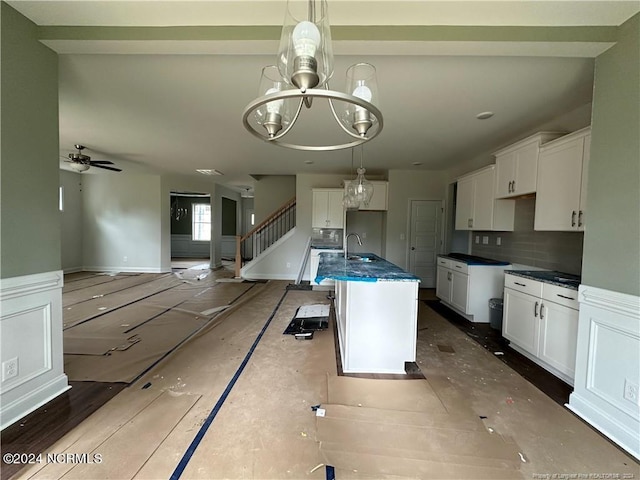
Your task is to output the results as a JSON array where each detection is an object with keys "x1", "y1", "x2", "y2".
[
  {"x1": 242, "y1": 0, "x2": 383, "y2": 151},
  {"x1": 65, "y1": 144, "x2": 122, "y2": 172}
]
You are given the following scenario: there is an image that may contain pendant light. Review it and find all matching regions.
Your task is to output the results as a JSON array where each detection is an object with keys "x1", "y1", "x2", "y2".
[{"x1": 343, "y1": 145, "x2": 374, "y2": 209}]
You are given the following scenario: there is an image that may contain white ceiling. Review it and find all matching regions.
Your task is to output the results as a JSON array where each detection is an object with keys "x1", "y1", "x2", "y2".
[{"x1": 8, "y1": 1, "x2": 640, "y2": 192}]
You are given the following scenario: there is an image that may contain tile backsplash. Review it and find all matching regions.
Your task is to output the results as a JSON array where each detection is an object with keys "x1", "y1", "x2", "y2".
[{"x1": 471, "y1": 197, "x2": 584, "y2": 275}]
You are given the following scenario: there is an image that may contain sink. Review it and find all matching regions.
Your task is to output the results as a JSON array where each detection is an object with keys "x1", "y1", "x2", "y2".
[{"x1": 346, "y1": 255, "x2": 376, "y2": 262}]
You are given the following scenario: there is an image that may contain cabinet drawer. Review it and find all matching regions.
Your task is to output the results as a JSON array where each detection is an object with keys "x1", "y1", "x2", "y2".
[
  {"x1": 542, "y1": 283, "x2": 579, "y2": 310},
  {"x1": 505, "y1": 274, "x2": 542, "y2": 297},
  {"x1": 450, "y1": 261, "x2": 468, "y2": 274},
  {"x1": 437, "y1": 257, "x2": 451, "y2": 268}
]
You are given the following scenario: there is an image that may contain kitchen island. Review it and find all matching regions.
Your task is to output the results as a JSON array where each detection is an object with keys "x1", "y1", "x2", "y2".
[{"x1": 316, "y1": 252, "x2": 420, "y2": 374}]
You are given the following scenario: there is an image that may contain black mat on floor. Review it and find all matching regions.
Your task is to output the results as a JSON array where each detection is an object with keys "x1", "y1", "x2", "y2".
[
  {"x1": 424, "y1": 299, "x2": 572, "y2": 406},
  {"x1": 283, "y1": 316, "x2": 329, "y2": 335}
]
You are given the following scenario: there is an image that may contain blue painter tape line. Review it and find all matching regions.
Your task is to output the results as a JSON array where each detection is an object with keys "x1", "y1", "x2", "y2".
[
  {"x1": 170, "y1": 288, "x2": 289, "y2": 480},
  {"x1": 326, "y1": 464, "x2": 336, "y2": 480}
]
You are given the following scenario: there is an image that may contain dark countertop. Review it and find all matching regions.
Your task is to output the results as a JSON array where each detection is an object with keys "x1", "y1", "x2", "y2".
[
  {"x1": 315, "y1": 252, "x2": 420, "y2": 283},
  {"x1": 438, "y1": 253, "x2": 511, "y2": 266},
  {"x1": 507, "y1": 270, "x2": 581, "y2": 290}
]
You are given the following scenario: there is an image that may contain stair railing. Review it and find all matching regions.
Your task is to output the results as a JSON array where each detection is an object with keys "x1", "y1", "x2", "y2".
[{"x1": 235, "y1": 196, "x2": 296, "y2": 277}]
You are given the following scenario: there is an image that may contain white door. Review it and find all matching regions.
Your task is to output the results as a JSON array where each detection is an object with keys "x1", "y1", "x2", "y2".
[{"x1": 409, "y1": 200, "x2": 441, "y2": 288}]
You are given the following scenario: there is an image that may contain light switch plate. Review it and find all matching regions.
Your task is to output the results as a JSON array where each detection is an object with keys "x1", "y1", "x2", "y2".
[{"x1": 482, "y1": 236, "x2": 489, "y2": 245}]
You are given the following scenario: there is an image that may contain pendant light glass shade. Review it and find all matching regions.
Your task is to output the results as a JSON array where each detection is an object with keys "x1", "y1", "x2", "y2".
[
  {"x1": 255, "y1": 65, "x2": 292, "y2": 138},
  {"x1": 352, "y1": 167, "x2": 374, "y2": 207},
  {"x1": 342, "y1": 63, "x2": 380, "y2": 137},
  {"x1": 342, "y1": 146, "x2": 374, "y2": 209},
  {"x1": 343, "y1": 183, "x2": 360, "y2": 210},
  {"x1": 277, "y1": 0, "x2": 334, "y2": 91}
]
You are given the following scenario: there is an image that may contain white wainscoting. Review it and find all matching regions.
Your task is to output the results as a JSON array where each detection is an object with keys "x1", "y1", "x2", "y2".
[
  {"x1": 220, "y1": 236, "x2": 236, "y2": 259},
  {"x1": 567, "y1": 285, "x2": 640, "y2": 460},
  {"x1": 170, "y1": 234, "x2": 210, "y2": 258},
  {"x1": 0, "y1": 271, "x2": 70, "y2": 430}
]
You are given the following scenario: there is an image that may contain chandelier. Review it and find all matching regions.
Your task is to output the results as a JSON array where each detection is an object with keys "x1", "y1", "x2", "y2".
[{"x1": 242, "y1": 0, "x2": 383, "y2": 151}]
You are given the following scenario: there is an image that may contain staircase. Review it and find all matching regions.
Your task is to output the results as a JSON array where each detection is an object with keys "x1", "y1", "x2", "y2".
[{"x1": 234, "y1": 196, "x2": 296, "y2": 277}]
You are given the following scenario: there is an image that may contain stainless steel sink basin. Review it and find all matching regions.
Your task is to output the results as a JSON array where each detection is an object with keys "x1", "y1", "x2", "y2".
[{"x1": 346, "y1": 255, "x2": 376, "y2": 262}]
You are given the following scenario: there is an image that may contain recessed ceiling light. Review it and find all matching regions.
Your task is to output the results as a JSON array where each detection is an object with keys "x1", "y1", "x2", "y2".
[
  {"x1": 412, "y1": 162, "x2": 423, "y2": 166},
  {"x1": 196, "y1": 169, "x2": 223, "y2": 175},
  {"x1": 476, "y1": 111, "x2": 494, "y2": 120}
]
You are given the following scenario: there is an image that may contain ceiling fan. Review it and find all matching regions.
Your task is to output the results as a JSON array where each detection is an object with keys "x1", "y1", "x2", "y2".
[{"x1": 65, "y1": 145, "x2": 122, "y2": 172}]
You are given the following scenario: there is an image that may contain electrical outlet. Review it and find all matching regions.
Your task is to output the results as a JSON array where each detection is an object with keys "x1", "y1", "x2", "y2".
[
  {"x1": 482, "y1": 236, "x2": 489, "y2": 245},
  {"x1": 286, "y1": 262, "x2": 291, "y2": 268},
  {"x1": 623, "y1": 378, "x2": 640, "y2": 405},
  {"x1": 496, "y1": 237, "x2": 502, "y2": 246},
  {"x1": 123, "y1": 256, "x2": 128, "y2": 263},
  {"x1": 2, "y1": 357, "x2": 18, "y2": 382}
]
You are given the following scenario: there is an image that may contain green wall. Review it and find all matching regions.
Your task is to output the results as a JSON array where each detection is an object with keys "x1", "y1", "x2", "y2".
[
  {"x1": 582, "y1": 14, "x2": 640, "y2": 296},
  {"x1": 1, "y1": 3, "x2": 60, "y2": 278}
]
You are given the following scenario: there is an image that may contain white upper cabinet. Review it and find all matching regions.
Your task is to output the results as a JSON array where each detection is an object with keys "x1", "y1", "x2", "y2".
[
  {"x1": 312, "y1": 188, "x2": 344, "y2": 228},
  {"x1": 342, "y1": 180, "x2": 388, "y2": 211},
  {"x1": 455, "y1": 165, "x2": 515, "y2": 231},
  {"x1": 534, "y1": 127, "x2": 591, "y2": 231},
  {"x1": 494, "y1": 132, "x2": 565, "y2": 199}
]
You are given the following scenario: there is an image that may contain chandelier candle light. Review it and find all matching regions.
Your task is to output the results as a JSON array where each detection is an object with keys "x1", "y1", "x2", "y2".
[{"x1": 242, "y1": 0, "x2": 383, "y2": 151}]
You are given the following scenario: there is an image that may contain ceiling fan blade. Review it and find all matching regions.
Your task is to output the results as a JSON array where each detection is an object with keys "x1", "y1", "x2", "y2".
[
  {"x1": 92, "y1": 164, "x2": 122, "y2": 172},
  {"x1": 89, "y1": 160, "x2": 115, "y2": 165}
]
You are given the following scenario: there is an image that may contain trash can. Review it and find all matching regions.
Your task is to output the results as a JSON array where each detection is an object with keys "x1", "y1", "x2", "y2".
[{"x1": 489, "y1": 298, "x2": 504, "y2": 331}]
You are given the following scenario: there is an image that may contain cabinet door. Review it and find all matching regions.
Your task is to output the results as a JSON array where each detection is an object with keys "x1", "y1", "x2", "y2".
[
  {"x1": 455, "y1": 176, "x2": 474, "y2": 230},
  {"x1": 312, "y1": 190, "x2": 329, "y2": 228},
  {"x1": 436, "y1": 266, "x2": 451, "y2": 302},
  {"x1": 472, "y1": 167, "x2": 495, "y2": 230},
  {"x1": 503, "y1": 288, "x2": 539, "y2": 356},
  {"x1": 360, "y1": 181, "x2": 388, "y2": 211},
  {"x1": 578, "y1": 134, "x2": 590, "y2": 231},
  {"x1": 513, "y1": 142, "x2": 539, "y2": 195},
  {"x1": 534, "y1": 138, "x2": 583, "y2": 231},
  {"x1": 495, "y1": 152, "x2": 516, "y2": 198},
  {"x1": 538, "y1": 301, "x2": 578, "y2": 380},
  {"x1": 326, "y1": 190, "x2": 345, "y2": 227},
  {"x1": 450, "y1": 270, "x2": 470, "y2": 313}
]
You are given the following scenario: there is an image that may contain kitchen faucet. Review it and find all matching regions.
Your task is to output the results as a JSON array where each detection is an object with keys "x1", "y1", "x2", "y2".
[{"x1": 345, "y1": 232, "x2": 362, "y2": 257}]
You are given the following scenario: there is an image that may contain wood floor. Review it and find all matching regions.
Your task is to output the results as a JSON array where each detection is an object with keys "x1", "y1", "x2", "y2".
[{"x1": 1, "y1": 382, "x2": 127, "y2": 480}]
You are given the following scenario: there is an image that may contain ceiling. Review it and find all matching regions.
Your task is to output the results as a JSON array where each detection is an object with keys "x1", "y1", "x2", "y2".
[{"x1": 8, "y1": 1, "x2": 640, "y2": 193}]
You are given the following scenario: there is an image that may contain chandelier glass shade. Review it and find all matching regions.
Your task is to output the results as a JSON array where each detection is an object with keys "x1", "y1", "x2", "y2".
[{"x1": 242, "y1": 0, "x2": 383, "y2": 151}]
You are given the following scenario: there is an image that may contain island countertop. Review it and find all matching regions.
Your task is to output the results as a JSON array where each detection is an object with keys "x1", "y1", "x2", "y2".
[{"x1": 315, "y1": 252, "x2": 420, "y2": 283}]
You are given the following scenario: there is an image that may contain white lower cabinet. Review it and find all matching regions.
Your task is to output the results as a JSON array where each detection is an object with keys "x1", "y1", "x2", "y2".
[
  {"x1": 436, "y1": 256, "x2": 510, "y2": 323},
  {"x1": 503, "y1": 274, "x2": 579, "y2": 384}
]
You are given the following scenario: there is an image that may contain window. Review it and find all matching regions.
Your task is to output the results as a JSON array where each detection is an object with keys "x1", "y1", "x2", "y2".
[
  {"x1": 192, "y1": 203, "x2": 211, "y2": 241},
  {"x1": 59, "y1": 186, "x2": 64, "y2": 212}
]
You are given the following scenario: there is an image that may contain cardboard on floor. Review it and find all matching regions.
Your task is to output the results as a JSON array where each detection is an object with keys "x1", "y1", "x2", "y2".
[{"x1": 12, "y1": 275, "x2": 639, "y2": 480}]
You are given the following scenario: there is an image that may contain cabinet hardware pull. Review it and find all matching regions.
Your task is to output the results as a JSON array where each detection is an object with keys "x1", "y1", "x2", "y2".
[
  {"x1": 508, "y1": 181, "x2": 513, "y2": 193},
  {"x1": 455, "y1": 265, "x2": 462, "y2": 269},
  {"x1": 571, "y1": 210, "x2": 576, "y2": 227},
  {"x1": 514, "y1": 282, "x2": 526, "y2": 287},
  {"x1": 512, "y1": 180, "x2": 515, "y2": 192},
  {"x1": 578, "y1": 210, "x2": 583, "y2": 227},
  {"x1": 534, "y1": 301, "x2": 539, "y2": 317},
  {"x1": 557, "y1": 294, "x2": 575, "y2": 300},
  {"x1": 540, "y1": 303, "x2": 545, "y2": 320}
]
